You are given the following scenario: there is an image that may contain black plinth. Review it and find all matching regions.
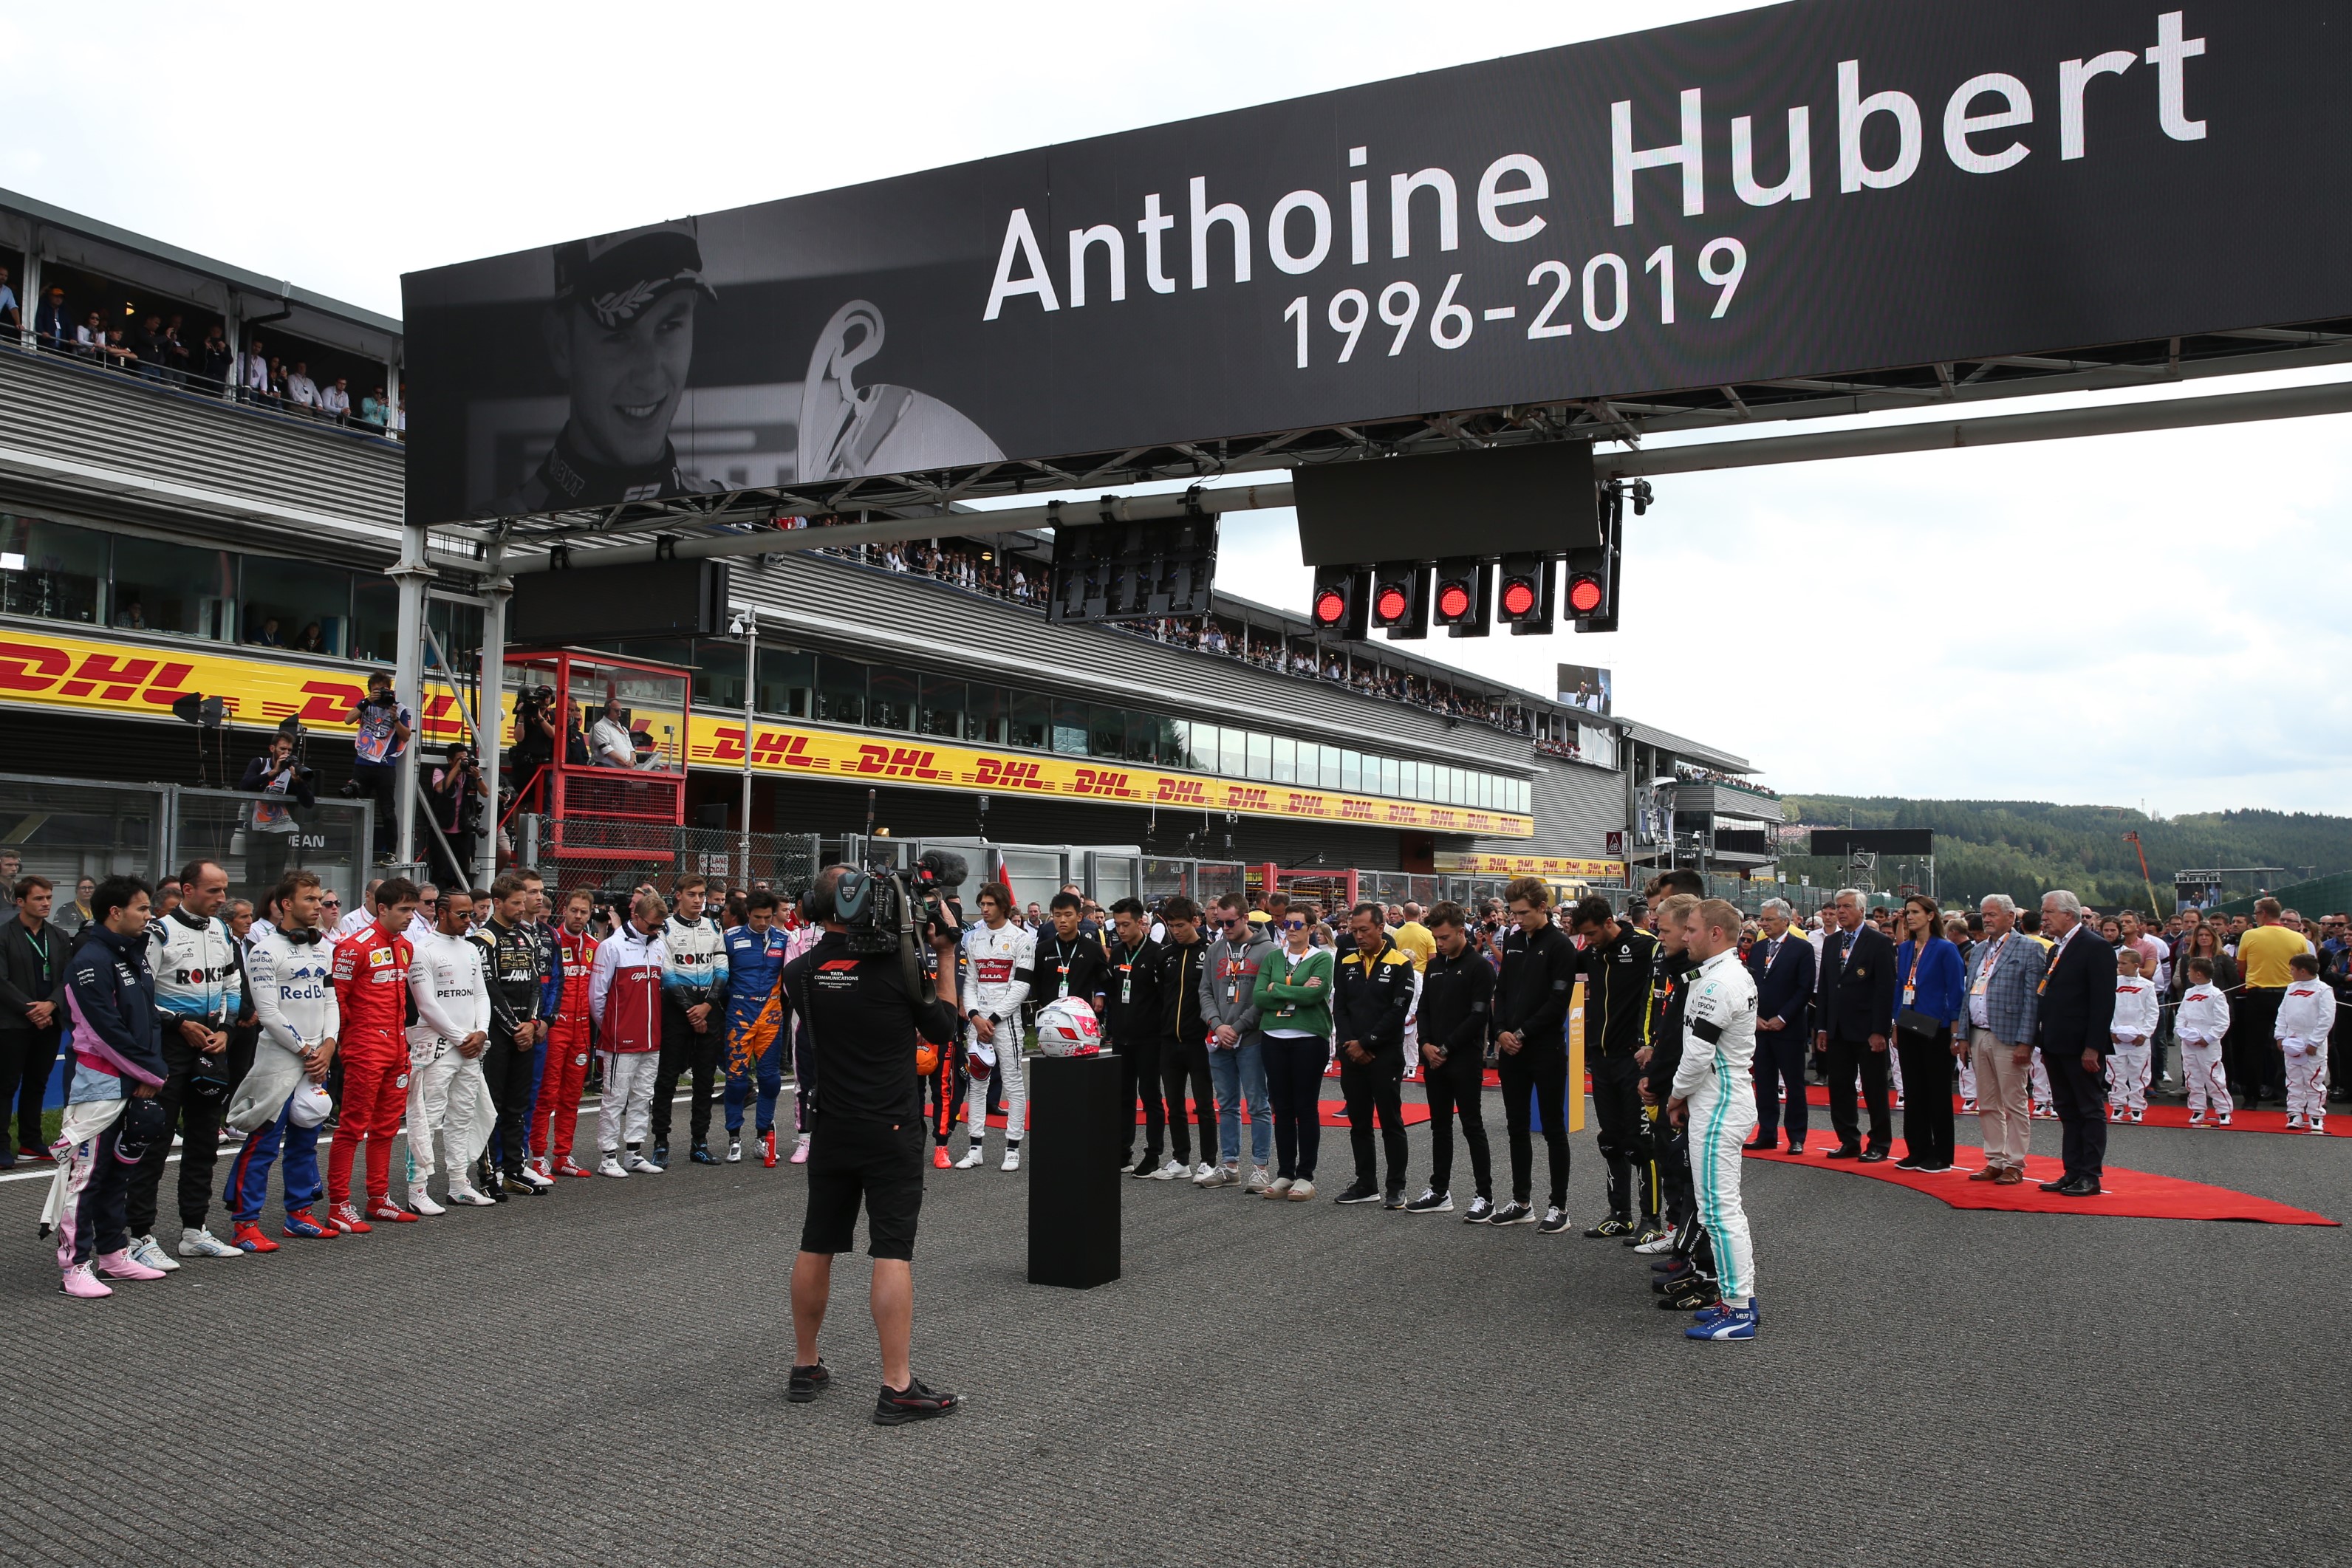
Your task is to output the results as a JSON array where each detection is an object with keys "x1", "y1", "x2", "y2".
[{"x1": 1027, "y1": 1051, "x2": 1122, "y2": 1290}]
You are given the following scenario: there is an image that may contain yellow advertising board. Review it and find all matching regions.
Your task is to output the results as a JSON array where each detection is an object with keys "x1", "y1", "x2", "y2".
[{"x1": 1435, "y1": 850, "x2": 1625, "y2": 880}]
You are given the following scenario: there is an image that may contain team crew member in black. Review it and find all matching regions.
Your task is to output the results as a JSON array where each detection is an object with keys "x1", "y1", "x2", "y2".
[
  {"x1": 1567, "y1": 894, "x2": 1661, "y2": 1239},
  {"x1": 1098, "y1": 898, "x2": 1166, "y2": 1176},
  {"x1": 471, "y1": 872, "x2": 551, "y2": 1199},
  {"x1": 781, "y1": 865, "x2": 960, "y2": 1427},
  {"x1": 1405, "y1": 902, "x2": 1494, "y2": 1218},
  {"x1": 1489, "y1": 876, "x2": 1579, "y2": 1233},
  {"x1": 1033, "y1": 891, "x2": 1112, "y2": 1013},
  {"x1": 1330, "y1": 902, "x2": 1415, "y2": 1209},
  {"x1": 1641, "y1": 890, "x2": 1706, "y2": 1275},
  {"x1": 1149, "y1": 897, "x2": 1217, "y2": 1180}
]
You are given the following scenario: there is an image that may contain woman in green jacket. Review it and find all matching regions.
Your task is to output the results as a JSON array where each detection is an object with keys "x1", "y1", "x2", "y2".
[{"x1": 1254, "y1": 922, "x2": 1333, "y2": 1201}]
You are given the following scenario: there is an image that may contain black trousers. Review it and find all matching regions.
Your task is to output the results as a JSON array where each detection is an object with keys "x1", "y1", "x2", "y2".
[
  {"x1": 126, "y1": 1035, "x2": 227, "y2": 1234},
  {"x1": 2232, "y1": 988, "x2": 2285, "y2": 1106},
  {"x1": 428, "y1": 828, "x2": 478, "y2": 891},
  {"x1": 1587, "y1": 1053, "x2": 1646, "y2": 1221},
  {"x1": 1752, "y1": 1024, "x2": 1810, "y2": 1146},
  {"x1": 1115, "y1": 1033, "x2": 1166, "y2": 1163},
  {"x1": 1896, "y1": 1029, "x2": 1957, "y2": 1166},
  {"x1": 0, "y1": 1025, "x2": 61, "y2": 1156},
  {"x1": 2047, "y1": 1044, "x2": 2110, "y2": 1182},
  {"x1": 1158, "y1": 1035, "x2": 1215, "y2": 1165},
  {"x1": 1339, "y1": 1053, "x2": 1406, "y2": 1194},
  {"x1": 1825, "y1": 1034, "x2": 1893, "y2": 1152},
  {"x1": 482, "y1": 1027, "x2": 541, "y2": 1174},
  {"x1": 350, "y1": 761, "x2": 397, "y2": 856},
  {"x1": 246, "y1": 830, "x2": 293, "y2": 902},
  {"x1": 1422, "y1": 1048, "x2": 1491, "y2": 1200},
  {"x1": 652, "y1": 999, "x2": 721, "y2": 1146},
  {"x1": 1262, "y1": 1034, "x2": 1328, "y2": 1181},
  {"x1": 1497, "y1": 1046, "x2": 1568, "y2": 1208}
]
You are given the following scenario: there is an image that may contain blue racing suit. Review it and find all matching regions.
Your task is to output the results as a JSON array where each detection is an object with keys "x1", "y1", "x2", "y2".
[{"x1": 722, "y1": 924, "x2": 789, "y2": 1135}]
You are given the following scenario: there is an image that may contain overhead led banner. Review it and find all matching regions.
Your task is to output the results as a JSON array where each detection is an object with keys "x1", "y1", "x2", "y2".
[
  {"x1": 690, "y1": 720, "x2": 1535, "y2": 838},
  {"x1": 403, "y1": 2, "x2": 2338, "y2": 526}
]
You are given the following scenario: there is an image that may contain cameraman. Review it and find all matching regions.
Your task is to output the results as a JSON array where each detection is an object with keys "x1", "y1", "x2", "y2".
[
  {"x1": 509, "y1": 686, "x2": 560, "y2": 812},
  {"x1": 239, "y1": 730, "x2": 316, "y2": 896},
  {"x1": 348, "y1": 671, "x2": 412, "y2": 864},
  {"x1": 780, "y1": 864, "x2": 959, "y2": 1426},
  {"x1": 426, "y1": 742, "x2": 482, "y2": 889}
]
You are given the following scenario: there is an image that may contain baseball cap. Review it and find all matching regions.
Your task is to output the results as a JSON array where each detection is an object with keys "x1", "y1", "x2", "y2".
[{"x1": 553, "y1": 218, "x2": 717, "y2": 329}]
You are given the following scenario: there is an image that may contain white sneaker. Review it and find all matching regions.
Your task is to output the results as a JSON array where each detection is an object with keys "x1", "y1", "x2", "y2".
[
  {"x1": 1192, "y1": 1161, "x2": 1216, "y2": 1182},
  {"x1": 444, "y1": 1183, "x2": 497, "y2": 1207},
  {"x1": 406, "y1": 1183, "x2": 446, "y2": 1217},
  {"x1": 626, "y1": 1151, "x2": 665, "y2": 1174},
  {"x1": 1285, "y1": 1178, "x2": 1316, "y2": 1202},
  {"x1": 513, "y1": 1164, "x2": 554, "y2": 1191},
  {"x1": 1244, "y1": 1165, "x2": 1271, "y2": 1194},
  {"x1": 1633, "y1": 1231, "x2": 1678, "y2": 1255},
  {"x1": 2309, "y1": 1118, "x2": 2328, "y2": 1136},
  {"x1": 598, "y1": 1155, "x2": 629, "y2": 1178},
  {"x1": 1001, "y1": 1146, "x2": 1022, "y2": 1173},
  {"x1": 126, "y1": 1234, "x2": 182, "y2": 1273},
  {"x1": 177, "y1": 1226, "x2": 239, "y2": 1259},
  {"x1": 954, "y1": 1146, "x2": 987, "y2": 1170},
  {"x1": 1265, "y1": 1176, "x2": 1296, "y2": 1198},
  {"x1": 1149, "y1": 1158, "x2": 1186, "y2": 1181},
  {"x1": 727, "y1": 1137, "x2": 743, "y2": 1164}
]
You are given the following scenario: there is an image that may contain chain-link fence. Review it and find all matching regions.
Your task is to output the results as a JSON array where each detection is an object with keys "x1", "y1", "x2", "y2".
[{"x1": 512, "y1": 815, "x2": 820, "y2": 907}]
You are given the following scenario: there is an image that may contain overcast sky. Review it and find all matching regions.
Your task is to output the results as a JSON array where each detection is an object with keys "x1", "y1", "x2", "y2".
[{"x1": 4, "y1": 1, "x2": 2342, "y2": 815}]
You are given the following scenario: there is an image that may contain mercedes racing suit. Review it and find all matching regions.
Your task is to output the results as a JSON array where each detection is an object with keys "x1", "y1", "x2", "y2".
[
  {"x1": 406, "y1": 927, "x2": 492, "y2": 1189},
  {"x1": 131, "y1": 907, "x2": 244, "y2": 1237},
  {"x1": 652, "y1": 914, "x2": 728, "y2": 1150},
  {"x1": 958, "y1": 920, "x2": 1034, "y2": 1157},
  {"x1": 533, "y1": 924, "x2": 598, "y2": 1167},
  {"x1": 470, "y1": 916, "x2": 547, "y2": 1179},
  {"x1": 722, "y1": 922, "x2": 790, "y2": 1137},
  {"x1": 1671, "y1": 946, "x2": 1760, "y2": 1305},
  {"x1": 328, "y1": 921, "x2": 414, "y2": 1207},
  {"x1": 223, "y1": 925, "x2": 337, "y2": 1225}
]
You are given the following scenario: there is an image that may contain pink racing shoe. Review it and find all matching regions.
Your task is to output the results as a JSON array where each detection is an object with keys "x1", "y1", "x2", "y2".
[
  {"x1": 60, "y1": 1262, "x2": 112, "y2": 1298},
  {"x1": 94, "y1": 1248, "x2": 167, "y2": 1281}
]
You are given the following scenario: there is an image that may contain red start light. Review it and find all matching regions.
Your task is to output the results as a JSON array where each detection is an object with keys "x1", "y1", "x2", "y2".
[
  {"x1": 1500, "y1": 579, "x2": 1538, "y2": 617},
  {"x1": 1374, "y1": 586, "x2": 1410, "y2": 623},
  {"x1": 1436, "y1": 583, "x2": 1471, "y2": 620},
  {"x1": 1313, "y1": 588, "x2": 1348, "y2": 625},
  {"x1": 1566, "y1": 574, "x2": 1605, "y2": 614}
]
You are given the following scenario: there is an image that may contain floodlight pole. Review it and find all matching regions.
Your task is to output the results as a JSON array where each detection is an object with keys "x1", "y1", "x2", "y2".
[{"x1": 389, "y1": 521, "x2": 434, "y2": 871}]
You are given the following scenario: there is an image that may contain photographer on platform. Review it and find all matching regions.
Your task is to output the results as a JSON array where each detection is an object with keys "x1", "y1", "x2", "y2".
[
  {"x1": 347, "y1": 672, "x2": 412, "y2": 864},
  {"x1": 781, "y1": 863, "x2": 960, "y2": 1427},
  {"x1": 427, "y1": 742, "x2": 484, "y2": 889},
  {"x1": 240, "y1": 730, "x2": 316, "y2": 895},
  {"x1": 508, "y1": 685, "x2": 561, "y2": 812}
]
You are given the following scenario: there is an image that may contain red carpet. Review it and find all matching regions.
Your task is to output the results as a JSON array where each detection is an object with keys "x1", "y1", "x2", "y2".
[
  {"x1": 1748, "y1": 1146, "x2": 2337, "y2": 1226},
  {"x1": 1785, "y1": 1083, "x2": 2346, "y2": 1138}
]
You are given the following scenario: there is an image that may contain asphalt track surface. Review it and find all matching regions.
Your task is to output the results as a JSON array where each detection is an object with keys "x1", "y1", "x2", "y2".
[{"x1": 4, "y1": 1081, "x2": 2349, "y2": 1568}]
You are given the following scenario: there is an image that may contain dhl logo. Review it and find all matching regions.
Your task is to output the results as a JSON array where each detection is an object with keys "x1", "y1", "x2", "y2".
[
  {"x1": 972, "y1": 757, "x2": 1050, "y2": 790},
  {"x1": 708, "y1": 727, "x2": 821, "y2": 768},
  {"x1": 1155, "y1": 778, "x2": 1208, "y2": 804},
  {"x1": 1073, "y1": 768, "x2": 1131, "y2": 797},
  {"x1": 1386, "y1": 804, "x2": 1418, "y2": 824},
  {"x1": 855, "y1": 744, "x2": 949, "y2": 781},
  {"x1": 0, "y1": 643, "x2": 198, "y2": 705},
  {"x1": 1226, "y1": 787, "x2": 1271, "y2": 811},
  {"x1": 1286, "y1": 792, "x2": 1324, "y2": 815},
  {"x1": 1340, "y1": 799, "x2": 1377, "y2": 821}
]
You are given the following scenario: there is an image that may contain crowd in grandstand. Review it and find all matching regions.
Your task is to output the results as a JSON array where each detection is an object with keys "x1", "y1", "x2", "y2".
[{"x1": 8, "y1": 852, "x2": 2343, "y2": 1355}]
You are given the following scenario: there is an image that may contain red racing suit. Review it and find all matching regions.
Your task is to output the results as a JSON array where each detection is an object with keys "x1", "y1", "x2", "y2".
[
  {"x1": 329, "y1": 922, "x2": 414, "y2": 1205},
  {"x1": 533, "y1": 924, "x2": 598, "y2": 1164}
]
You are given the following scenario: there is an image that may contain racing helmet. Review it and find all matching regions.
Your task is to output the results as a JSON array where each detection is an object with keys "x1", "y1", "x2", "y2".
[
  {"x1": 1035, "y1": 996, "x2": 1102, "y2": 1057},
  {"x1": 966, "y1": 1036, "x2": 997, "y2": 1080},
  {"x1": 287, "y1": 1081, "x2": 333, "y2": 1130}
]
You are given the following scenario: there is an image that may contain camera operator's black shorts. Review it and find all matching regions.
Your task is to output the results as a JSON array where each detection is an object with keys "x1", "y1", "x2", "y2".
[{"x1": 800, "y1": 1113, "x2": 925, "y2": 1261}]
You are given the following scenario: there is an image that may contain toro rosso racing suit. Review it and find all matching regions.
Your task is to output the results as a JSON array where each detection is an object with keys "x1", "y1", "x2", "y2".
[
  {"x1": 723, "y1": 922, "x2": 790, "y2": 1142},
  {"x1": 957, "y1": 920, "x2": 1034, "y2": 1155},
  {"x1": 329, "y1": 922, "x2": 413, "y2": 1208},
  {"x1": 533, "y1": 924, "x2": 599, "y2": 1169},
  {"x1": 223, "y1": 925, "x2": 337, "y2": 1228}
]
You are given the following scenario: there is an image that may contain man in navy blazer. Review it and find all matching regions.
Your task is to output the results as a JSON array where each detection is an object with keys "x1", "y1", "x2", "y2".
[
  {"x1": 1745, "y1": 897, "x2": 1816, "y2": 1154},
  {"x1": 1813, "y1": 889, "x2": 1897, "y2": 1160},
  {"x1": 2035, "y1": 890, "x2": 2118, "y2": 1196}
]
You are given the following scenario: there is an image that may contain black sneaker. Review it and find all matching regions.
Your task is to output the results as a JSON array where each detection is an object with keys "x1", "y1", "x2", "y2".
[
  {"x1": 652, "y1": 1141, "x2": 671, "y2": 1166},
  {"x1": 691, "y1": 1141, "x2": 719, "y2": 1166},
  {"x1": 505, "y1": 1168, "x2": 544, "y2": 1196},
  {"x1": 1859, "y1": 1148, "x2": 1890, "y2": 1164},
  {"x1": 1893, "y1": 1155, "x2": 1925, "y2": 1171},
  {"x1": 1584, "y1": 1216, "x2": 1636, "y2": 1239},
  {"x1": 1460, "y1": 1196, "x2": 1496, "y2": 1224},
  {"x1": 874, "y1": 1377, "x2": 959, "y2": 1427},
  {"x1": 1487, "y1": 1201, "x2": 1535, "y2": 1226},
  {"x1": 1129, "y1": 1154, "x2": 1158, "y2": 1179},
  {"x1": 786, "y1": 1360, "x2": 830, "y2": 1403},
  {"x1": 1333, "y1": 1182, "x2": 1381, "y2": 1205},
  {"x1": 1659, "y1": 1278, "x2": 1719, "y2": 1311},
  {"x1": 1404, "y1": 1188, "x2": 1454, "y2": 1213},
  {"x1": 1382, "y1": 1190, "x2": 1407, "y2": 1211}
]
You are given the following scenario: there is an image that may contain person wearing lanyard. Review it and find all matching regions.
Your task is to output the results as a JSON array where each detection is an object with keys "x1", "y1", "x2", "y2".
[
  {"x1": 1888, "y1": 896, "x2": 1966, "y2": 1173},
  {"x1": 1963, "y1": 895, "x2": 2047, "y2": 1184},
  {"x1": 1098, "y1": 899, "x2": 1166, "y2": 1177},
  {"x1": 127, "y1": 860, "x2": 246, "y2": 1267},
  {"x1": 955, "y1": 886, "x2": 1038, "y2": 1171},
  {"x1": 1742, "y1": 898, "x2": 1815, "y2": 1156},
  {"x1": 0, "y1": 874, "x2": 71, "y2": 1166}
]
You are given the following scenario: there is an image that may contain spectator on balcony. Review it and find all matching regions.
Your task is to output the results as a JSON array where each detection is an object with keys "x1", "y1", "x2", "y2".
[
  {"x1": 247, "y1": 617, "x2": 284, "y2": 648},
  {"x1": 0, "y1": 267, "x2": 17, "y2": 334},
  {"x1": 134, "y1": 315, "x2": 169, "y2": 382},
  {"x1": 100, "y1": 328, "x2": 140, "y2": 373},
  {"x1": 34, "y1": 287, "x2": 68, "y2": 350},
  {"x1": 200, "y1": 327, "x2": 233, "y2": 391},
  {"x1": 163, "y1": 315, "x2": 192, "y2": 384},
  {"x1": 113, "y1": 598, "x2": 148, "y2": 631},
  {"x1": 287, "y1": 360, "x2": 321, "y2": 412},
  {"x1": 359, "y1": 386, "x2": 388, "y2": 428},
  {"x1": 589, "y1": 694, "x2": 637, "y2": 769},
  {"x1": 321, "y1": 377, "x2": 352, "y2": 422},
  {"x1": 293, "y1": 622, "x2": 327, "y2": 654},
  {"x1": 241, "y1": 340, "x2": 273, "y2": 405},
  {"x1": 75, "y1": 311, "x2": 105, "y2": 360}
]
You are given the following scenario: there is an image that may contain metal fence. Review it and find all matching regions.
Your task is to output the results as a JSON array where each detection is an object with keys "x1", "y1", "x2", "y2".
[{"x1": 510, "y1": 816, "x2": 820, "y2": 907}]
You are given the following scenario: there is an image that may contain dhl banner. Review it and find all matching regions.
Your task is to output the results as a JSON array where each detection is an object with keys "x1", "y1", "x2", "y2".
[
  {"x1": 1435, "y1": 851, "x2": 1625, "y2": 881},
  {"x1": 0, "y1": 625, "x2": 479, "y2": 742},
  {"x1": 0, "y1": 624, "x2": 1536, "y2": 838},
  {"x1": 693, "y1": 719, "x2": 1536, "y2": 838}
]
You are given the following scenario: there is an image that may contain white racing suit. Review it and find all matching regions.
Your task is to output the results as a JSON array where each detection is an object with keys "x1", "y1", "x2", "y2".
[
  {"x1": 2107, "y1": 976, "x2": 2161, "y2": 1115},
  {"x1": 2176, "y1": 983, "x2": 2233, "y2": 1117},
  {"x1": 1671, "y1": 947, "x2": 1760, "y2": 1306},
  {"x1": 2277, "y1": 979, "x2": 2336, "y2": 1123},
  {"x1": 960, "y1": 920, "x2": 1033, "y2": 1157},
  {"x1": 405, "y1": 928, "x2": 494, "y2": 1186}
]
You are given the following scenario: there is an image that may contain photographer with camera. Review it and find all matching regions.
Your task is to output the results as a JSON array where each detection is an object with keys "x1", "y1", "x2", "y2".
[
  {"x1": 239, "y1": 730, "x2": 316, "y2": 897},
  {"x1": 508, "y1": 685, "x2": 561, "y2": 812},
  {"x1": 426, "y1": 742, "x2": 484, "y2": 889},
  {"x1": 346, "y1": 672, "x2": 413, "y2": 864},
  {"x1": 780, "y1": 863, "x2": 960, "y2": 1426}
]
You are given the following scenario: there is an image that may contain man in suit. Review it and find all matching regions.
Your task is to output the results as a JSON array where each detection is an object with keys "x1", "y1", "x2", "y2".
[
  {"x1": 1965, "y1": 894, "x2": 2047, "y2": 1185},
  {"x1": 1745, "y1": 897, "x2": 1816, "y2": 1154},
  {"x1": 1813, "y1": 889, "x2": 1896, "y2": 1161},
  {"x1": 2035, "y1": 890, "x2": 2117, "y2": 1196}
]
